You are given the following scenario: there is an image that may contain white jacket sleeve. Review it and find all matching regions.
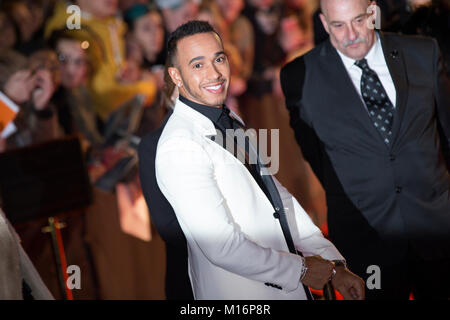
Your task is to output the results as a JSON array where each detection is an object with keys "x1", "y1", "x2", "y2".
[
  {"x1": 155, "y1": 137, "x2": 305, "y2": 292},
  {"x1": 273, "y1": 178, "x2": 345, "y2": 261}
]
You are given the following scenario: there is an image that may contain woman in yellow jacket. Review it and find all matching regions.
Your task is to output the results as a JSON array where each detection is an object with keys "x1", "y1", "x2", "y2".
[{"x1": 45, "y1": 0, "x2": 156, "y2": 121}]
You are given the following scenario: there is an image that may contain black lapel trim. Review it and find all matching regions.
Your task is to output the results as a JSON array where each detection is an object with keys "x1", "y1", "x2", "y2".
[
  {"x1": 378, "y1": 32, "x2": 409, "y2": 151},
  {"x1": 320, "y1": 40, "x2": 383, "y2": 143}
]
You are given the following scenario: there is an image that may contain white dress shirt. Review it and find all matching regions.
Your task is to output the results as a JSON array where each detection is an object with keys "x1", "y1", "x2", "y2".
[{"x1": 336, "y1": 34, "x2": 397, "y2": 109}]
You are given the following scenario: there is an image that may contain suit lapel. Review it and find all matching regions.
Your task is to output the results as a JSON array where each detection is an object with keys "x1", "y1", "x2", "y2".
[
  {"x1": 378, "y1": 32, "x2": 409, "y2": 151},
  {"x1": 320, "y1": 40, "x2": 383, "y2": 143},
  {"x1": 320, "y1": 35, "x2": 409, "y2": 149}
]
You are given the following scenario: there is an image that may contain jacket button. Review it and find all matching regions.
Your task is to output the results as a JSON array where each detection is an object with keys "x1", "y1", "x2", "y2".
[
  {"x1": 396, "y1": 186, "x2": 402, "y2": 193},
  {"x1": 390, "y1": 154, "x2": 396, "y2": 161},
  {"x1": 273, "y1": 212, "x2": 280, "y2": 219}
]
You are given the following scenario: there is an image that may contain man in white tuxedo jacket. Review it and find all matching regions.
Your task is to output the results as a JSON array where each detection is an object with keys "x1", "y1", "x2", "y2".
[{"x1": 153, "y1": 20, "x2": 364, "y2": 300}]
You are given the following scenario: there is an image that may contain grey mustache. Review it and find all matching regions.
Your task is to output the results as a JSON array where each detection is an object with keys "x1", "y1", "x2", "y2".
[{"x1": 343, "y1": 38, "x2": 367, "y2": 47}]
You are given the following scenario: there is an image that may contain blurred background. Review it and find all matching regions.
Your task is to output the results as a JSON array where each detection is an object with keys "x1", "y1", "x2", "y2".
[{"x1": 0, "y1": 0, "x2": 448, "y2": 299}]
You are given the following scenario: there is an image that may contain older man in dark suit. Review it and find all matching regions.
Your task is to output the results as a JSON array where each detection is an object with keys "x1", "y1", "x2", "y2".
[{"x1": 281, "y1": 0, "x2": 450, "y2": 299}]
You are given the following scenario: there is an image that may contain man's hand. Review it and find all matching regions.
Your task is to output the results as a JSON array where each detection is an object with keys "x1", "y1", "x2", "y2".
[
  {"x1": 301, "y1": 255, "x2": 335, "y2": 289},
  {"x1": 331, "y1": 266, "x2": 365, "y2": 300}
]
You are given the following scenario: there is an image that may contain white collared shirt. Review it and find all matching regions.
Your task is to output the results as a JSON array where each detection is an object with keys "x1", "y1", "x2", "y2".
[{"x1": 336, "y1": 34, "x2": 397, "y2": 109}]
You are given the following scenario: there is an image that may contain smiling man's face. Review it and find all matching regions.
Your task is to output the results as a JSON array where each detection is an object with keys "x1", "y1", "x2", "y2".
[{"x1": 168, "y1": 32, "x2": 230, "y2": 108}]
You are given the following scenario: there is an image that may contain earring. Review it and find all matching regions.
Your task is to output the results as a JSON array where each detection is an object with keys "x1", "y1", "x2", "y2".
[{"x1": 178, "y1": 82, "x2": 181, "y2": 87}]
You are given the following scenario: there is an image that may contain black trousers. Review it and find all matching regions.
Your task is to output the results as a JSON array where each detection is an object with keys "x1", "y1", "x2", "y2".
[
  {"x1": 165, "y1": 245, "x2": 194, "y2": 300},
  {"x1": 349, "y1": 242, "x2": 450, "y2": 300}
]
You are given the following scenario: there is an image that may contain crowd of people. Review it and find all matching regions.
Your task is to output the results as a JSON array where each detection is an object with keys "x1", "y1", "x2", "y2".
[
  {"x1": 0, "y1": 0, "x2": 448, "y2": 299},
  {"x1": 1, "y1": 0, "x2": 447, "y2": 150},
  {"x1": 1, "y1": 0, "x2": 447, "y2": 222}
]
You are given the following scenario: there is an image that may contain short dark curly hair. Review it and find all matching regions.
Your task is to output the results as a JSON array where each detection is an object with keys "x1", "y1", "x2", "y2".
[{"x1": 166, "y1": 20, "x2": 220, "y2": 67}]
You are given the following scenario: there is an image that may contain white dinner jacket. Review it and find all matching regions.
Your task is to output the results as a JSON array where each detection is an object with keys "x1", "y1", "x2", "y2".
[{"x1": 155, "y1": 98, "x2": 344, "y2": 299}]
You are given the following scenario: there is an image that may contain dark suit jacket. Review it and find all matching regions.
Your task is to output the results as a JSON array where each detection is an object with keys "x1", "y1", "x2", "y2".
[
  {"x1": 138, "y1": 110, "x2": 194, "y2": 300},
  {"x1": 280, "y1": 32, "x2": 450, "y2": 269}
]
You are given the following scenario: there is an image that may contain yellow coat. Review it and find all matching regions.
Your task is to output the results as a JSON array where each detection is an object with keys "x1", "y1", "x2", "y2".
[{"x1": 45, "y1": 1, "x2": 156, "y2": 120}]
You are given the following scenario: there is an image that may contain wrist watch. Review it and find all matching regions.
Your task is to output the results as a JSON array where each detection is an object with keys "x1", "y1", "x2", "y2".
[
  {"x1": 332, "y1": 260, "x2": 347, "y2": 269},
  {"x1": 299, "y1": 256, "x2": 308, "y2": 281}
]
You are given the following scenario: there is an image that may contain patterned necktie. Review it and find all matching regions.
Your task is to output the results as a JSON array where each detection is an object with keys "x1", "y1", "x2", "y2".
[{"x1": 355, "y1": 58, "x2": 395, "y2": 145}]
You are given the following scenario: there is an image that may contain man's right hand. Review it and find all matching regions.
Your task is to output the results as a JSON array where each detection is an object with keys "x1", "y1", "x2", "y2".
[{"x1": 301, "y1": 255, "x2": 335, "y2": 289}]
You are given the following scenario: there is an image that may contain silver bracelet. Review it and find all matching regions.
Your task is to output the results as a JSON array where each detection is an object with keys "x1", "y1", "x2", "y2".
[
  {"x1": 299, "y1": 256, "x2": 308, "y2": 282},
  {"x1": 332, "y1": 259, "x2": 347, "y2": 269}
]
